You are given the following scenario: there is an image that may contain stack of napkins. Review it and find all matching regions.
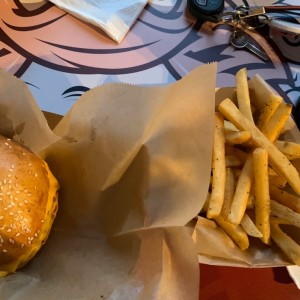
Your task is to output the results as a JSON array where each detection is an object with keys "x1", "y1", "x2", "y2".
[{"x1": 48, "y1": 0, "x2": 148, "y2": 43}]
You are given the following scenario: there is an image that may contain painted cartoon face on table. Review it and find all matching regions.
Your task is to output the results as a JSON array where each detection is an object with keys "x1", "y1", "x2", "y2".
[{"x1": 0, "y1": 0, "x2": 298, "y2": 115}]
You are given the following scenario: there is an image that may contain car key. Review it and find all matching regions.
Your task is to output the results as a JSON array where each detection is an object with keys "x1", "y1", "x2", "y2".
[
  {"x1": 187, "y1": 0, "x2": 225, "y2": 23},
  {"x1": 230, "y1": 29, "x2": 270, "y2": 62}
]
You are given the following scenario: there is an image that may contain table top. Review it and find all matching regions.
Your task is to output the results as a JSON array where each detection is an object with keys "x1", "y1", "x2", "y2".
[{"x1": 1, "y1": 0, "x2": 300, "y2": 299}]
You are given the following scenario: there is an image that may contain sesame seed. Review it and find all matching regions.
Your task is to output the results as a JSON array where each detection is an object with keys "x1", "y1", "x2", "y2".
[
  {"x1": 22, "y1": 152, "x2": 26, "y2": 156},
  {"x1": 3, "y1": 249, "x2": 7, "y2": 253},
  {"x1": 3, "y1": 208, "x2": 7, "y2": 211},
  {"x1": 7, "y1": 174, "x2": 11, "y2": 178},
  {"x1": 34, "y1": 173, "x2": 38, "y2": 177},
  {"x1": 7, "y1": 229, "x2": 12, "y2": 232},
  {"x1": 9, "y1": 212, "x2": 14, "y2": 216},
  {"x1": 0, "y1": 227, "x2": 4, "y2": 230},
  {"x1": 21, "y1": 244, "x2": 24, "y2": 248},
  {"x1": 0, "y1": 216, "x2": 3, "y2": 220},
  {"x1": 8, "y1": 145, "x2": 12, "y2": 149},
  {"x1": 24, "y1": 200, "x2": 28, "y2": 204},
  {"x1": 16, "y1": 191, "x2": 20, "y2": 194},
  {"x1": 15, "y1": 233, "x2": 20, "y2": 237},
  {"x1": 9, "y1": 239, "x2": 14, "y2": 244},
  {"x1": 11, "y1": 164, "x2": 14, "y2": 169},
  {"x1": 4, "y1": 142, "x2": 9, "y2": 146}
]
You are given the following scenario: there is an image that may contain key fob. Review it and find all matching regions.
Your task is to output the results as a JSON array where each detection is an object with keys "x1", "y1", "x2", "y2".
[{"x1": 187, "y1": 0, "x2": 225, "y2": 23}]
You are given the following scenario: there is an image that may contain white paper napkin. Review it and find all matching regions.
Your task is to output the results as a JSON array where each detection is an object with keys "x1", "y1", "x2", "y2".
[
  {"x1": 48, "y1": 0, "x2": 148, "y2": 43},
  {"x1": 287, "y1": 266, "x2": 300, "y2": 289}
]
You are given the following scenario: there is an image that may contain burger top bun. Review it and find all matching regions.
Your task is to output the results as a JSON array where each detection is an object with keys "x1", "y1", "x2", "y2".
[{"x1": 0, "y1": 135, "x2": 59, "y2": 276}]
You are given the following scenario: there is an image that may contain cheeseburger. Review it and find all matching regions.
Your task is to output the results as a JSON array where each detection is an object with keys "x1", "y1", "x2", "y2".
[{"x1": 0, "y1": 135, "x2": 59, "y2": 276}]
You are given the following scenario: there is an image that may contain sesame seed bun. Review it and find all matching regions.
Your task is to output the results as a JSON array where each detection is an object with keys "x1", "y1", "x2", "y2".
[{"x1": 0, "y1": 135, "x2": 59, "y2": 276}]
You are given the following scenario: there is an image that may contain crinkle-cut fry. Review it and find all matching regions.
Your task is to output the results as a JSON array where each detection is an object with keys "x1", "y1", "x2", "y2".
[
  {"x1": 270, "y1": 186, "x2": 300, "y2": 214},
  {"x1": 236, "y1": 68, "x2": 254, "y2": 123},
  {"x1": 270, "y1": 217, "x2": 300, "y2": 265},
  {"x1": 253, "y1": 147, "x2": 271, "y2": 244},
  {"x1": 218, "y1": 98, "x2": 300, "y2": 196},
  {"x1": 207, "y1": 113, "x2": 226, "y2": 219},
  {"x1": 221, "y1": 167, "x2": 235, "y2": 218},
  {"x1": 225, "y1": 155, "x2": 242, "y2": 167},
  {"x1": 214, "y1": 215, "x2": 249, "y2": 250},
  {"x1": 271, "y1": 200, "x2": 300, "y2": 228},
  {"x1": 228, "y1": 154, "x2": 253, "y2": 225},
  {"x1": 241, "y1": 213, "x2": 263, "y2": 238},
  {"x1": 257, "y1": 94, "x2": 282, "y2": 130},
  {"x1": 275, "y1": 140, "x2": 300, "y2": 160},
  {"x1": 260, "y1": 102, "x2": 292, "y2": 142},
  {"x1": 225, "y1": 130, "x2": 251, "y2": 145}
]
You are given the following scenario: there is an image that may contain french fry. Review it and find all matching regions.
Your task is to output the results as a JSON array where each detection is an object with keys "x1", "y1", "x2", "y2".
[
  {"x1": 228, "y1": 155, "x2": 253, "y2": 225},
  {"x1": 201, "y1": 192, "x2": 211, "y2": 214},
  {"x1": 241, "y1": 213, "x2": 262, "y2": 238},
  {"x1": 270, "y1": 186, "x2": 300, "y2": 214},
  {"x1": 207, "y1": 113, "x2": 226, "y2": 218},
  {"x1": 225, "y1": 130, "x2": 251, "y2": 145},
  {"x1": 253, "y1": 147, "x2": 270, "y2": 244},
  {"x1": 218, "y1": 98, "x2": 300, "y2": 196},
  {"x1": 270, "y1": 217, "x2": 300, "y2": 265},
  {"x1": 221, "y1": 167, "x2": 235, "y2": 218},
  {"x1": 275, "y1": 140, "x2": 300, "y2": 160},
  {"x1": 271, "y1": 200, "x2": 300, "y2": 228},
  {"x1": 224, "y1": 120, "x2": 239, "y2": 132},
  {"x1": 203, "y1": 68, "x2": 300, "y2": 264},
  {"x1": 268, "y1": 167, "x2": 287, "y2": 188},
  {"x1": 257, "y1": 94, "x2": 282, "y2": 130},
  {"x1": 225, "y1": 144, "x2": 248, "y2": 164},
  {"x1": 269, "y1": 175, "x2": 287, "y2": 188},
  {"x1": 260, "y1": 102, "x2": 292, "y2": 142},
  {"x1": 225, "y1": 155, "x2": 242, "y2": 167},
  {"x1": 214, "y1": 215, "x2": 249, "y2": 250},
  {"x1": 247, "y1": 193, "x2": 255, "y2": 209},
  {"x1": 236, "y1": 68, "x2": 254, "y2": 123}
]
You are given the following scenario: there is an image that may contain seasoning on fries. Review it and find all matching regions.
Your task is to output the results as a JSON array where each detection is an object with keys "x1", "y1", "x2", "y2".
[{"x1": 200, "y1": 68, "x2": 300, "y2": 264}]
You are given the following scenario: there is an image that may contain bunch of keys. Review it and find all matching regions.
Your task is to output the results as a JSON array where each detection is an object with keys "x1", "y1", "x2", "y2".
[{"x1": 187, "y1": 0, "x2": 300, "y2": 62}]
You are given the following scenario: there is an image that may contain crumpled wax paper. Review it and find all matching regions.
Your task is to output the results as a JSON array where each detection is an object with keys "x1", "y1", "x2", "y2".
[
  {"x1": 0, "y1": 63, "x2": 217, "y2": 299},
  {"x1": 48, "y1": 0, "x2": 148, "y2": 43}
]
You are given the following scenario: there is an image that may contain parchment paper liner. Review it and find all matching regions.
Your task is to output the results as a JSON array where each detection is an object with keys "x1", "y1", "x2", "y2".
[{"x1": 0, "y1": 63, "x2": 216, "y2": 299}]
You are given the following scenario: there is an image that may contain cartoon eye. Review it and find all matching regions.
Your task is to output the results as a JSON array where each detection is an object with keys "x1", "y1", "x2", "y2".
[{"x1": 62, "y1": 86, "x2": 90, "y2": 98}]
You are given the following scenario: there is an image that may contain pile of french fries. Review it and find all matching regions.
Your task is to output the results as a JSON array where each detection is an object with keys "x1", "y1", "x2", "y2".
[{"x1": 201, "y1": 68, "x2": 300, "y2": 265}]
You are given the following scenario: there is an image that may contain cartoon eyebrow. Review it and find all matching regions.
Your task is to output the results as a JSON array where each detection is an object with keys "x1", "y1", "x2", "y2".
[
  {"x1": 24, "y1": 81, "x2": 40, "y2": 89},
  {"x1": 62, "y1": 86, "x2": 90, "y2": 98}
]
